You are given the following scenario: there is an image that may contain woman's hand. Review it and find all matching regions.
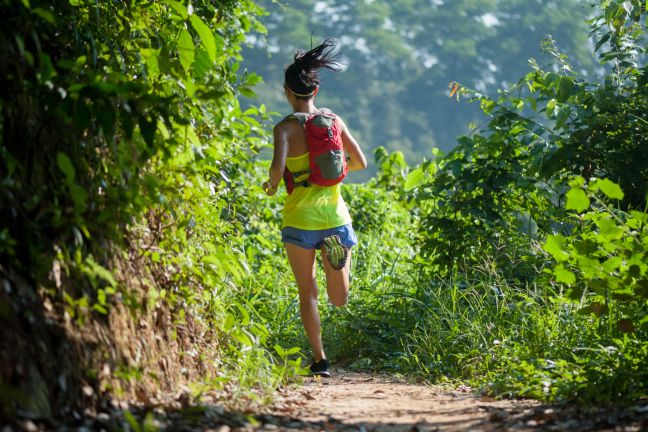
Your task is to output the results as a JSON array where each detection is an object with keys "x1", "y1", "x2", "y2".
[{"x1": 263, "y1": 180, "x2": 278, "y2": 196}]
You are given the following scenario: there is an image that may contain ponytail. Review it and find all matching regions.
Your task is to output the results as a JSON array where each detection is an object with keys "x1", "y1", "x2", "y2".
[{"x1": 285, "y1": 38, "x2": 342, "y2": 98}]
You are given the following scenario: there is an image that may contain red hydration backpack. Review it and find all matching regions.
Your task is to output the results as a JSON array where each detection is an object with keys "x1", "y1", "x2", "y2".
[{"x1": 283, "y1": 109, "x2": 348, "y2": 194}]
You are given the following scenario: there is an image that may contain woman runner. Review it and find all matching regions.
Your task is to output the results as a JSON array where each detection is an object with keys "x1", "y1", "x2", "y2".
[{"x1": 263, "y1": 39, "x2": 367, "y2": 377}]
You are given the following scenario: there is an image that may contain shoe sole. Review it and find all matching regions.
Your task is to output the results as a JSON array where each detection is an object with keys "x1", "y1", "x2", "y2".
[{"x1": 324, "y1": 235, "x2": 348, "y2": 270}]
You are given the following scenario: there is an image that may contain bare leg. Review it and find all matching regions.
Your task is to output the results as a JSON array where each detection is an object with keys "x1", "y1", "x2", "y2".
[
  {"x1": 284, "y1": 242, "x2": 326, "y2": 361},
  {"x1": 321, "y1": 247, "x2": 352, "y2": 307}
]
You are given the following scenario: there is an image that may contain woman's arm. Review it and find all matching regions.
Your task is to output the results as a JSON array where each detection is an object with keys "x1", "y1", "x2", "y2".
[
  {"x1": 339, "y1": 118, "x2": 367, "y2": 172},
  {"x1": 264, "y1": 123, "x2": 289, "y2": 196}
]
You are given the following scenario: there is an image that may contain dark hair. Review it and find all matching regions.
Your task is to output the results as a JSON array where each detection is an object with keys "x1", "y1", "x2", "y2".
[{"x1": 284, "y1": 38, "x2": 343, "y2": 99}]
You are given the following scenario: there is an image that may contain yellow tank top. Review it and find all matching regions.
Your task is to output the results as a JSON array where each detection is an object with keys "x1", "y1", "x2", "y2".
[{"x1": 282, "y1": 153, "x2": 352, "y2": 230}]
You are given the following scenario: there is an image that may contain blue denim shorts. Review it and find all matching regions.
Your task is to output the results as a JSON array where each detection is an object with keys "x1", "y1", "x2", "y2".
[{"x1": 281, "y1": 223, "x2": 358, "y2": 250}]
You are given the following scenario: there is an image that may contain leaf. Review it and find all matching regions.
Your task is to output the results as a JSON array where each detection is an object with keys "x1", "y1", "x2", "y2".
[
  {"x1": 568, "y1": 176, "x2": 586, "y2": 188},
  {"x1": 245, "y1": 72, "x2": 262, "y2": 86},
  {"x1": 238, "y1": 86, "x2": 256, "y2": 98},
  {"x1": 514, "y1": 98, "x2": 524, "y2": 111},
  {"x1": 603, "y1": 256, "x2": 622, "y2": 273},
  {"x1": 480, "y1": 99, "x2": 495, "y2": 114},
  {"x1": 177, "y1": 124, "x2": 201, "y2": 146},
  {"x1": 231, "y1": 329, "x2": 253, "y2": 347},
  {"x1": 574, "y1": 239, "x2": 598, "y2": 255},
  {"x1": 546, "y1": 99, "x2": 557, "y2": 116},
  {"x1": 190, "y1": 14, "x2": 217, "y2": 62},
  {"x1": 557, "y1": 77, "x2": 573, "y2": 102},
  {"x1": 85, "y1": 257, "x2": 117, "y2": 287},
  {"x1": 640, "y1": 315, "x2": 648, "y2": 326},
  {"x1": 70, "y1": 185, "x2": 88, "y2": 212},
  {"x1": 192, "y1": 48, "x2": 212, "y2": 79},
  {"x1": 404, "y1": 166, "x2": 426, "y2": 191},
  {"x1": 555, "y1": 106, "x2": 571, "y2": 129},
  {"x1": 235, "y1": 302, "x2": 250, "y2": 326},
  {"x1": 554, "y1": 265, "x2": 576, "y2": 285},
  {"x1": 544, "y1": 234, "x2": 568, "y2": 261},
  {"x1": 514, "y1": 211, "x2": 538, "y2": 236},
  {"x1": 595, "y1": 33, "x2": 611, "y2": 52},
  {"x1": 566, "y1": 188, "x2": 590, "y2": 212},
  {"x1": 123, "y1": 410, "x2": 140, "y2": 432},
  {"x1": 224, "y1": 313, "x2": 235, "y2": 331},
  {"x1": 182, "y1": 76, "x2": 196, "y2": 97},
  {"x1": 592, "y1": 178, "x2": 624, "y2": 200},
  {"x1": 141, "y1": 48, "x2": 160, "y2": 77},
  {"x1": 597, "y1": 217, "x2": 623, "y2": 238},
  {"x1": 39, "y1": 52, "x2": 56, "y2": 81},
  {"x1": 32, "y1": 7, "x2": 55, "y2": 24},
  {"x1": 177, "y1": 29, "x2": 194, "y2": 70},
  {"x1": 57, "y1": 152, "x2": 75, "y2": 183},
  {"x1": 163, "y1": 0, "x2": 188, "y2": 19},
  {"x1": 93, "y1": 304, "x2": 108, "y2": 314},
  {"x1": 98, "y1": 289, "x2": 107, "y2": 305}
]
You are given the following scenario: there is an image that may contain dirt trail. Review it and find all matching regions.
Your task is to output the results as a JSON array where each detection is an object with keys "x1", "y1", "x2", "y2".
[
  {"x1": 268, "y1": 370, "x2": 647, "y2": 432},
  {"x1": 269, "y1": 370, "x2": 537, "y2": 431},
  {"x1": 11, "y1": 369, "x2": 646, "y2": 430}
]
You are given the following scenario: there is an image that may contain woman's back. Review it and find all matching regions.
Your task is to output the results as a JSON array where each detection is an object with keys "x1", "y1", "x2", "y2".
[
  {"x1": 276, "y1": 115, "x2": 311, "y2": 158},
  {"x1": 282, "y1": 149, "x2": 351, "y2": 231}
]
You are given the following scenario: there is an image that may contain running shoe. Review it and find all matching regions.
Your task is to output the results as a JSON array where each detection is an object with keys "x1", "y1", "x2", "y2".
[
  {"x1": 323, "y1": 235, "x2": 349, "y2": 270},
  {"x1": 309, "y1": 358, "x2": 331, "y2": 377}
]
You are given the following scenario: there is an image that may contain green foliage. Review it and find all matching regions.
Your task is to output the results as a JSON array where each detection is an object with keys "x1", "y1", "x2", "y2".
[
  {"x1": 0, "y1": 0, "x2": 304, "y2": 411},
  {"x1": 545, "y1": 178, "x2": 648, "y2": 334},
  {"x1": 123, "y1": 410, "x2": 158, "y2": 432},
  {"x1": 407, "y1": 0, "x2": 647, "y2": 275},
  {"x1": 1, "y1": 0, "x2": 265, "y2": 277}
]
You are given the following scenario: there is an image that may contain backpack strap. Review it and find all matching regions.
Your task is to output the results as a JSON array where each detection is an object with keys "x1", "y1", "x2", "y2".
[
  {"x1": 282, "y1": 112, "x2": 311, "y2": 127},
  {"x1": 282, "y1": 109, "x2": 335, "y2": 127},
  {"x1": 283, "y1": 167, "x2": 310, "y2": 194}
]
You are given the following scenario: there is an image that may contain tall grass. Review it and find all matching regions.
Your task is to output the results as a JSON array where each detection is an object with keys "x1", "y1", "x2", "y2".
[
  {"x1": 244, "y1": 173, "x2": 647, "y2": 405},
  {"x1": 312, "y1": 223, "x2": 647, "y2": 404}
]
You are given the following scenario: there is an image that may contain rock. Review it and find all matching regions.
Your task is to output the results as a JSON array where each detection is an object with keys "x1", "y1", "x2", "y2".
[
  {"x1": 96, "y1": 412, "x2": 111, "y2": 424},
  {"x1": 17, "y1": 420, "x2": 37, "y2": 432}
]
